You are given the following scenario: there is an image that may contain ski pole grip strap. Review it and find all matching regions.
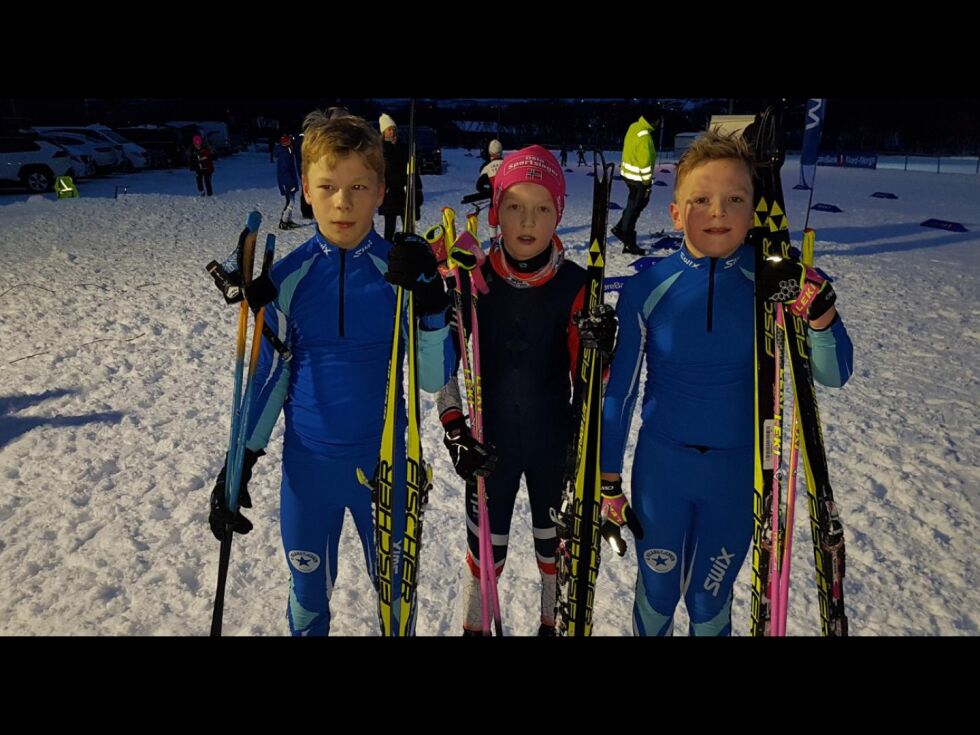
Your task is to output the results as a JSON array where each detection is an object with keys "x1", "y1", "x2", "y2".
[
  {"x1": 206, "y1": 260, "x2": 244, "y2": 304},
  {"x1": 450, "y1": 232, "x2": 489, "y2": 295},
  {"x1": 424, "y1": 225, "x2": 448, "y2": 263},
  {"x1": 789, "y1": 267, "x2": 835, "y2": 321},
  {"x1": 261, "y1": 323, "x2": 292, "y2": 361}
]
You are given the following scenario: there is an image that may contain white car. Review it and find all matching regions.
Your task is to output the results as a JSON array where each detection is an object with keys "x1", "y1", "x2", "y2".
[
  {"x1": 0, "y1": 134, "x2": 73, "y2": 192},
  {"x1": 86, "y1": 125, "x2": 149, "y2": 170},
  {"x1": 66, "y1": 153, "x2": 93, "y2": 179},
  {"x1": 34, "y1": 126, "x2": 126, "y2": 172},
  {"x1": 38, "y1": 132, "x2": 104, "y2": 177}
]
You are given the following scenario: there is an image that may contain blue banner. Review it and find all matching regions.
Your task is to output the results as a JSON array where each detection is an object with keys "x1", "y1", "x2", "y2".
[{"x1": 798, "y1": 98, "x2": 827, "y2": 189}]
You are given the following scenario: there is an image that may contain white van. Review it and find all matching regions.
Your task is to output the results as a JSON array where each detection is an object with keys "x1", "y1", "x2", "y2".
[
  {"x1": 673, "y1": 132, "x2": 701, "y2": 158},
  {"x1": 708, "y1": 115, "x2": 757, "y2": 139},
  {"x1": 199, "y1": 121, "x2": 231, "y2": 156}
]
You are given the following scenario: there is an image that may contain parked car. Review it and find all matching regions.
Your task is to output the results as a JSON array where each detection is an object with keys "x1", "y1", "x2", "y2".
[
  {"x1": 0, "y1": 133, "x2": 73, "y2": 192},
  {"x1": 38, "y1": 132, "x2": 112, "y2": 176},
  {"x1": 85, "y1": 125, "x2": 150, "y2": 170},
  {"x1": 116, "y1": 126, "x2": 187, "y2": 168},
  {"x1": 36, "y1": 133, "x2": 99, "y2": 178},
  {"x1": 33, "y1": 126, "x2": 126, "y2": 172}
]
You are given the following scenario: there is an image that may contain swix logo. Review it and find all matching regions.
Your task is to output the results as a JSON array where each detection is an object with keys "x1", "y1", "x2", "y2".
[
  {"x1": 703, "y1": 547, "x2": 735, "y2": 597},
  {"x1": 723, "y1": 254, "x2": 741, "y2": 269},
  {"x1": 680, "y1": 249, "x2": 701, "y2": 269}
]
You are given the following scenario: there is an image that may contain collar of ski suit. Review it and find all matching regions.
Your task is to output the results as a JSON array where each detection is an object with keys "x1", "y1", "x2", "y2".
[
  {"x1": 678, "y1": 241, "x2": 746, "y2": 271},
  {"x1": 313, "y1": 226, "x2": 379, "y2": 259},
  {"x1": 489, "y1": 235, "x2": 566, "y2": 288}
]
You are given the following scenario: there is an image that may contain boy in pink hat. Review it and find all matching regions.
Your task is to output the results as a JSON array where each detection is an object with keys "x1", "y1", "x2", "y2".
[{"x1": 435, "y1": 145, "x2": 617, "y2": 635}]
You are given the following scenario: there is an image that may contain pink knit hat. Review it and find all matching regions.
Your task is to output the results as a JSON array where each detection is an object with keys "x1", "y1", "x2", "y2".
[{"x1": 489, "y1": 145, "x2": 565, "y2": 227}]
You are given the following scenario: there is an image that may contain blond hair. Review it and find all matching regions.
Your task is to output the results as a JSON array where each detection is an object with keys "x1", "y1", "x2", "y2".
[
  {"x1": 300, "y1": 110, "x2": 384, "y2": 182},
  {"x1": 674, "y1": 128, "x2": 755, "y2": 199}
]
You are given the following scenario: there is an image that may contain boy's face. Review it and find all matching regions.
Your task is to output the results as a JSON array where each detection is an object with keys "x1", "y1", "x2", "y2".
[
  {"x1": 669, "y1": 158, "x2": 754, "y2": 259},
  {"x1": 383, "y1": 127, "x2": 397, "y2": 142},
  {"x1": 498, "y1": 182, "x2": 558, "y2": 261},
  {"x1": 303, "y1": 152, "x2": 384, "y2": 250}
]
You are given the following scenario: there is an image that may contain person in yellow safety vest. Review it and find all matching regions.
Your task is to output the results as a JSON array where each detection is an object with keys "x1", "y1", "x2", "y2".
[{"x1": 611, "y1": 115, "x2": 657, "y2": 255}]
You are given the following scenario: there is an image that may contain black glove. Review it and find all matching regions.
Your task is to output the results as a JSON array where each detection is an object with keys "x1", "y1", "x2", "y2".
[
  {"x1": 574, "y1": 303, "x2": 618, "y2": 361},
  {"x1": 758, "y1": 257, "x2": 836, "y2": 322},
  {"x1": 442, "y1": 416, "x2": 497, "y2": 481},
  {"x1": 386, "y1": 232, "x2": 449, "y2": 315},
  {"x1": 209, "y1": 448, "x2": 264, "y2": 541},
  {"x1": 243, "y1": 273, "x2": 277, "y2": 311},
  {"x1": 387, "y1": 232, "x2": 438, "y2": 285},
  {"x1": 600, "y1": 478, "x2": 645, "y2": 557}
]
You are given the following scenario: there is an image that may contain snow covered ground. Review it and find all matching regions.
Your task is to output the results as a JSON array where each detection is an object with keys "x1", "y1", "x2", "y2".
[{"x1": 1, "y1": 146, "x2": 977, "y2": 636}]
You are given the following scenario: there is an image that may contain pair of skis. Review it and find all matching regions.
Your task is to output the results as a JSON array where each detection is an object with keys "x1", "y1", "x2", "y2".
[
  {"x1": 750, "y1": 105, "x2": 848, "y2": 637},
  {"x1": 554, "y1": 154, "x2": 616, "y2": 637},
  {"x1": 358, "y1": 99, "x2": 434, "y2": 636}
]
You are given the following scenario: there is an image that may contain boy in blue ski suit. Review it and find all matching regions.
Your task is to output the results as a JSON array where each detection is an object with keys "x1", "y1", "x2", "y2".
[
  {"x1": 208, "y1": 112, "x2": 453, "y2": 636},
  {"x1": 599, "y1": 130, "x2": 854, "y2": 636}
]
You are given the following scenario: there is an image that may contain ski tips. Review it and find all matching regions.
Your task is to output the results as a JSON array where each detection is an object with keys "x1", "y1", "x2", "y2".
[{"x1": 246, "y1": 210, "x2": 262, "y2": 233}]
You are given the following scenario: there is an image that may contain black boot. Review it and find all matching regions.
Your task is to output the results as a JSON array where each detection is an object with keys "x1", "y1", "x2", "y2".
[{"x1": 622, "y1": 232, "x2": 646, "y2": 255}]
